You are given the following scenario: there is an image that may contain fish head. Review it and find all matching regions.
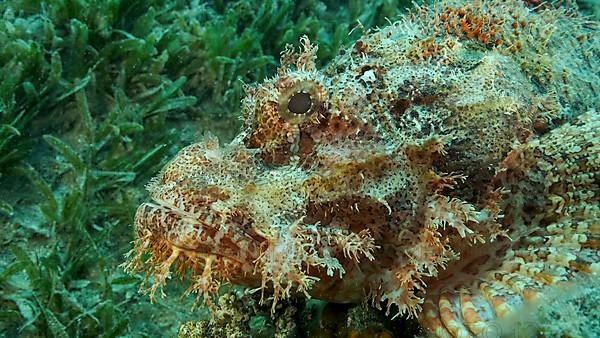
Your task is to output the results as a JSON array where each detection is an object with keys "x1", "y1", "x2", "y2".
[{"x1": 128, "y1": 38, "x2": 389, "y2": 309}]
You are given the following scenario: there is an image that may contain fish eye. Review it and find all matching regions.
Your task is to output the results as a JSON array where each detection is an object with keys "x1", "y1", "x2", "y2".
[
  {"x1": 288, "y1": 92, "x2": 312, "y2": 114},
  {"x1": 277, "y1": 79, "x2": 326, "y2": 124}
]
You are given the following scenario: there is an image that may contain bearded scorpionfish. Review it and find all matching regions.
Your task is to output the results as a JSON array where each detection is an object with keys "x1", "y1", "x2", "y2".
[{"x1": 124, "y1": 0, "x2": 600, "y2": 336}]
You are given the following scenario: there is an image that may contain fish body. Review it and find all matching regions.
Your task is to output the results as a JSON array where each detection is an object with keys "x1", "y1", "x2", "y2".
[{"x1": 125, "y1": 1, "x2": 600, "y2": 336}]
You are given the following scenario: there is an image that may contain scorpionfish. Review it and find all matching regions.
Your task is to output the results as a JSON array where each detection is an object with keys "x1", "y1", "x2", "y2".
[{"x1": 125, "y1": 0, "x2": 600, "y2": 336}]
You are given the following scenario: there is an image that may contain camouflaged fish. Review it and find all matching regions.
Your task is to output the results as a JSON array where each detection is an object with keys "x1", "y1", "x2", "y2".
[{"x1": 124, "y1": 0, "x2": 599, "y2": 336}]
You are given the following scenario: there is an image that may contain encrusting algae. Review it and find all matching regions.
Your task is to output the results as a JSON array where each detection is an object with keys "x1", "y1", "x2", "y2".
[{"x1": 123, "y1": 0, "x2": 599, "y2": 336}]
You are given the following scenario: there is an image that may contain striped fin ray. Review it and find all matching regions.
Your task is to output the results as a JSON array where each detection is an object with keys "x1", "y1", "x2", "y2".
[{"x1": 419, "y1": 111, "x2": 600, "y2": 337}]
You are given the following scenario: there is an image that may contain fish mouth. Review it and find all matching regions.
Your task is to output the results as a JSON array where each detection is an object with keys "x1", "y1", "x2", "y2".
[
  {"x1": 138, "y1": 132, "x2": 267, "y2": 262},
  {"x1": 133, "y1": 200, "x2": 264, "y2": 268},
  {"x1": 123, "y1": 135, "x2": 271, "y2": 305},
  {"x1": 124, "y1": 134, "x2": 380, "y2": 308},
  {"x1": 126, "y1": 196, "x2": 267, "y2": 304}
]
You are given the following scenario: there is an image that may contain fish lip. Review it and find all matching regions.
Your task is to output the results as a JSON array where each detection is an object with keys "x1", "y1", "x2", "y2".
[{"x1": 134, "y1": 198, "x2": 264, "y2": 264}]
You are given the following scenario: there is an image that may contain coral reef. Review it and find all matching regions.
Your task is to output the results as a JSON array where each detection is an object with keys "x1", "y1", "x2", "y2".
[
  {"x1": 177, "y1": 289, "x2": 416, "y2": 338},
  {"x1": 177, "y1": 289, "x2": 300, "y2": 338},
  {"x1": 125, "y1": 0, "x2": 599, "y2": 336}
]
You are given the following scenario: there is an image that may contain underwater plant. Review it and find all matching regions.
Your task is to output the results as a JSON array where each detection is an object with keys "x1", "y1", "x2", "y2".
[{"x1": 124, "y1": 0, "x2": 599, "y2": 337}]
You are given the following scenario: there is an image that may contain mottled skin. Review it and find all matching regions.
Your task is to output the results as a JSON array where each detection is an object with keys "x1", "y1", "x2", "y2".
[{"x1": 124, "y1": 1, "x2": 599, "y2": 336}]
